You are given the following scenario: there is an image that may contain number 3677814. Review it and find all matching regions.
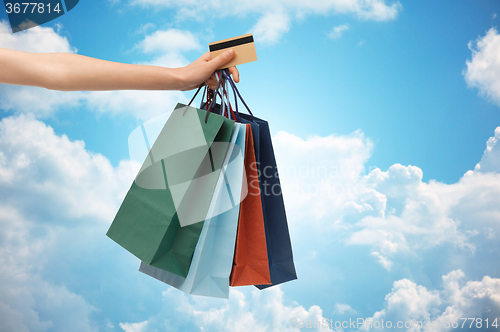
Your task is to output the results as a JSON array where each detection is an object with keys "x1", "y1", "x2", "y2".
[{"x1": 5, "y1": 2, "x2": 62, "y2": 14}]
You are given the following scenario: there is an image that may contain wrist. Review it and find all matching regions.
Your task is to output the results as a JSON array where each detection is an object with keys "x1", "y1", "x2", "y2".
[{"x1": 169, "y1": 67, "x2": 190, "y2": 90}]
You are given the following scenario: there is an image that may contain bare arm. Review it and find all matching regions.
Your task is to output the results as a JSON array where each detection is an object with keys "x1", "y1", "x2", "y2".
[{"x1": 0, "y1": 48, "x2": 239, "y2": 91}]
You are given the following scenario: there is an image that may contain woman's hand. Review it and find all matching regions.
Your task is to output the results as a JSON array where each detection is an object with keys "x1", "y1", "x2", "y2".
[
  {"x1": 177, "y1": 50, "x2": 240, "y2": 91},
  {"x1": 0, "y1": 47, "x2": 239, "y2": 91}
]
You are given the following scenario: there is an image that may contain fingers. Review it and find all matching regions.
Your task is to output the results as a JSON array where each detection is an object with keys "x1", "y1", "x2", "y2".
[
  {"x1": 203, "y1": 51, "x2": 239, "y2": 89},
  {"x1": 200, "y1": 51, "x2": 212, "y2": 62},
  {"x1": 206, "y1": 77, "x2": 218, "y2": 90},
  {"x1": 227, "y1": 66, "x2": 239, "y2": 83},
  {"x1": 208, "y1": 49, "x2": 235, "y2": 71},
  {"x1": 203, "y1": 72, "x2": 215, "y2": 89},
  {"x1": 205, "y1": 68, "x2": 238, "y2": 89}
]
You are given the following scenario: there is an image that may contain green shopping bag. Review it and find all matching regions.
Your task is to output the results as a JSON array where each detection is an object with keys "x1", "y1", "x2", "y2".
[{"x1": 107, "y1": 103, "x2": 234, "y2": 277}]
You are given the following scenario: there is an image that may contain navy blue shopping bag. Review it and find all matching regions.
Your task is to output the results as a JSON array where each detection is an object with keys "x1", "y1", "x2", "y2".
[{"x1": 238, "y1": 113, "x2": 297, "y2": 289}]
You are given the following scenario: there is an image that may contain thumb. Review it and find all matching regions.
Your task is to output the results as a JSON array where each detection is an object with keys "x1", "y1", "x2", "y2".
[{"x1": 209, "y1": 49, "x2": 235, "y2": 70}]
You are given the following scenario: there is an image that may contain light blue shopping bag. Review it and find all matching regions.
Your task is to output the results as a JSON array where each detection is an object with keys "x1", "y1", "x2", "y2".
[{"x1": 139, "y1": 123, "x2": 247, "y2": 299}]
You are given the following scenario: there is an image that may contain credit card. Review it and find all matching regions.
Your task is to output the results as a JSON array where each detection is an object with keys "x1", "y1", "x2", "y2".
[{"x1": 209, "y1": 33, "x2": 257, "y2": 69}]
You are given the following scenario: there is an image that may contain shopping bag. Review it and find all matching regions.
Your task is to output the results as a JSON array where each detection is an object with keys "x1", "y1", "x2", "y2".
[
  {"x1": 238, "y1": 114, "x2": 298, "y2": 289},
  {"x1": 107, "y1": 103, "x2": 234, "y2": 278},
  {"x1": 229, "y1": 124, "x2": 271, "y2": 286},
  {"x1": 139, "y1": 123, "x2": 247, "y2": 298}
]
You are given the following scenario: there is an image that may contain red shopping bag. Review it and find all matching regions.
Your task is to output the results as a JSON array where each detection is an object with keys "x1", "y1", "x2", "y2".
[{"x1": 230, "y1": 124, "x2": 271, "y2": 286}]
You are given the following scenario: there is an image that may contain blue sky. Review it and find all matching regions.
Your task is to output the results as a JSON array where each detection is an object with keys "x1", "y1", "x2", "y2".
[{"x1": 1, "y1": 0, "x2": 500, "y2": 331}]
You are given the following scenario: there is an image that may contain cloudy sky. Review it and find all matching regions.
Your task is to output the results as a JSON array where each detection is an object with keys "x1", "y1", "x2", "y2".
[{"x1": 0, "y1": 0, "x2": 500, "y2": 331}]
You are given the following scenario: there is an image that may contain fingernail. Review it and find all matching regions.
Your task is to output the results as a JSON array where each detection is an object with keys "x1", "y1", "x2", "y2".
[{"x1": 225, "y1": 49, "x2": 235, "y2": 56}]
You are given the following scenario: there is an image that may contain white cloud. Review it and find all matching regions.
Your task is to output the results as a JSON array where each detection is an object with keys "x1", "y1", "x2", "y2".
[
  {"x1": 0, "y1": 84, "x2": 84, "y2": 117},
  {"x1": 130, "y1": 0, "x2": 402, "y2": 21},
  {"x1": 108, "y1": 287, "x2": 338, "y2": 331},
  {"x1": 84, "y1": 89, "x2": 187, "y2": 121},
  {"x1": 0, "y1": 20, "x2": 75, "y2": 53},
  {"x1": 272, "y1": 126, "x2": 500, "y2": 271},
  {"x1": 353, "y1": 0, "x2": 401, "y2": 21},
  {"x1": 474, "y1": 127, "x2": 500, "y2": 173},
  {"x1": 252, "y1": 11, "x2": 291, "y2": 45},
  {"x1": 342, "y1": 161, "x2": 500, "y2": 268},
  {"x1": 153, "y1": 287, "x2": 336, "y2": 332},
  {"x1": 0, "y1": 254, "x2": 98, "y2": 332},
  {"x1": 329, "y1": 24, "x2": 349, "y2": 39},
  {"x1": 340, "y1": 128, "x2": 500, "y2": 266},
  {"x1": 0, "y1": 199, "x2": 108, "y2": 332},
  {"x1": 0, "y1": 115, "x2": 138, "y2": 331},
  {"x1": 0, "y1": 114, "x2": 137, "y2": 223},
  {"x1": 272, "y1": 130, "x2": 374, "y2": 224},
  {"x1": 334, "y1": 303, "x2": 357, "y2": 315},
  {"x1": 111, "y1": 267, "x2": 500, "y2": 332},
  {"x1": 142, "y1": 51, "x2": 191, "y2": 68},
  {"x1": 0, "y1": 202, "x2": 98, "y2": 332},
  {"x1": 366, "y1": 278, "x2": 440, "y2": 330},
  {"x1": 134, "y1": 22, "x2": 156, "y2": 35},
  {"x1": 464, "y1": 28, "x2": 500, "y2": 107},
  {"x1": 135, "y1": 28, "x2": 201, "y2": 54},
  {"x1": 362, "y1": 270, "x2": 500, "y2": 331},
  {"x1": 129, "y1": 0, "x2": 402, "y2": 43},
  {"x1": 346, "y1": 164, "x2": 473, "y2": 254},
  {"x1": 119, "y1": 321, "x2": 149, "y2": 332},
  {"x1": 370, "y1": 250, "x2": 393, "y2": 271}
]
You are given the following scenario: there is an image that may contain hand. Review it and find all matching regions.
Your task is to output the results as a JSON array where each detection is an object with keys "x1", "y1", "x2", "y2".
[
  {"x1": 178, "y1": 50, "x2": 240, "y2": 91},
  {"x1": 0, "y1": 47, "x2": 238, "y2": 92}
]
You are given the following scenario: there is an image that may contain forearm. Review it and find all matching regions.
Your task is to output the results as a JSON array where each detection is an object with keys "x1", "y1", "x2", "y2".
[{"x1": 0, "y1": 48, "x2": 186, "y2": 91}]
